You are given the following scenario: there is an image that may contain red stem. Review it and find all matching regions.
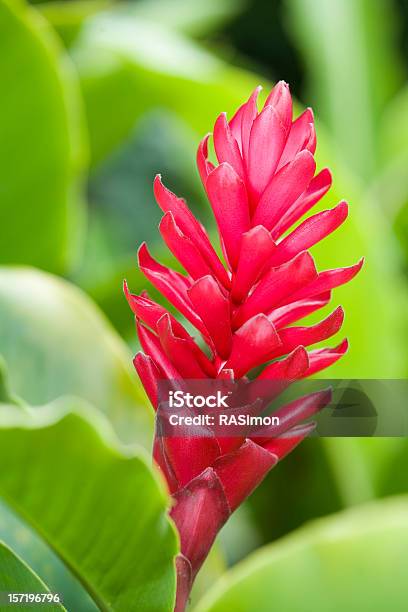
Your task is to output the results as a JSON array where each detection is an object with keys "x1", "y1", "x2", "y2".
[{"x1": 174, "y1": 554, "x2": 193, "y2": 612}]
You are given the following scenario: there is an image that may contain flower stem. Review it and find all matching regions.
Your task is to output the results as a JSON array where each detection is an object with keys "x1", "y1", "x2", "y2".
[{"x1": 174, "y1": 554, "x2": 193, "y2": 612}]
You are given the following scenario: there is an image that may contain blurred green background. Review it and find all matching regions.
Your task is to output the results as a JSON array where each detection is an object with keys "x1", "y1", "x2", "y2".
[{"x1": 2, "y1": 0, "x2": 408, "y2": 610}]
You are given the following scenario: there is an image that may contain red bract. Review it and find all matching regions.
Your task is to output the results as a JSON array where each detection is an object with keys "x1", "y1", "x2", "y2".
[{"x1": 125, "y1": 82, "x2": 363, "y2": 611}]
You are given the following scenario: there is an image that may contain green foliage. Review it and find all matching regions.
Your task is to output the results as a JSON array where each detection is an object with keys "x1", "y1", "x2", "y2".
[
  {"x1": 38, "y1": 0, "x2": 113, "y2": 47},
  {"x1": 39, "y1": 0, "x2": 241, "y2": 48},
  {"x1": 246, "y1": 438, "x2": 343, "y2": 543},
  {"x1": 0, "y1": 500, "x2": 98, "y2": 612},
  {"x1": 377, "y1": 84, "x2": 408, "y2": 268},
  {"x1": 125, "y1": 0, "x2": 244, "y2": 37},
  {"x1": 0, "y1": 267, "x2": 153, "y2": 446},
  {"x1": 286, "y1": 0, "x2": 403, "y2": 180},
  {"x1": 71, "y1": 11, "x2": 256, "y2": 167},
  {"x1": 189, "y1": 547, "x2": 227, "y2": 609},
  {"x1": 0, "y1": 541, "x2": 65, "y2": 611},
  {"x1": 196, "y1": 496, "x2": 408, "y2": 612},
  {"x1": 0, "y1": 399, "x2": 178, "y2": 612},
  {"x1": 0, "y1": 0, "x2": 86, "y2": 272},
  {"x1": 0, "y1": 356, "x2": 21, "y2": 405}
]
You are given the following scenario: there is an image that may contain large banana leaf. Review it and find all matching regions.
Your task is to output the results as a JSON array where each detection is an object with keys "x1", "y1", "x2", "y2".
[
  {"x1": 0, "y1": 267, "x2": 153, "y2": 446},
  {"x1": 195, "y1": 496, "x2": 408, "y2": 612},
  {"x1": 129, "y1": 0, "x2": 243, "y2": 36},
  {"x1": 0, "y1": 541, "x2": 65, "y2": 611},
  {"x1": 0, "y1": 0, "x2": 86, "y2": 272},
  {"x1": 0, "y1": 500, "x2": 98, "y2": 612},
  {"x1": 0, "y1": 356, "x2": 21, "y2": 405},
  {"x1": 285, "y1": 0, "x2": 403, "y2": 180},
  {"x1": 0, "y1": 361, "x2": 120, "y2": 612},
  {"x1": 0, "y1": 399, "x2": 178, "y2": 612},
  {"x1": 38, "y1": 0, "x2": 242, "y2": 47},
  {"x1": 376, "y1": 85, "x2": 408, "y2": 267},
  {"x1": 71, "y1": 12, "x2": 257, "y2": 167}
]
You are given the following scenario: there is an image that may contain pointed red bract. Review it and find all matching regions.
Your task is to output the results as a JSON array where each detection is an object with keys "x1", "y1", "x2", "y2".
[
  {"x1": 269, "y1": 292, "x2": 332, "y2": 328},
  {"x1": 212, "y1": 440, "x2": 278, "y2": 512},
  {"x1": 206, "y1": 163, "x2": 250, "y2": 268},
  {"x1": 241, "y1": 86, "x2": 261, "y2": 161},
  {"x1": 252, "y1": 389, "x2": 332, "y2": 442},
  {"x1": 224, "y1": 314, "x2": 281, "y2": 377},
  {"x1": 170, "y1": 469, "x2": 230, "y2": 576},
  {"x1": 196, "y1": 134, "x2": 215, "y2": 184},
  {"x1": 156, "y1": 315, "x2": 209, "y2": 379},
  {"x1": 258, "y1": 346, "x2": 309, "y2": 380},
  {"x1": 231, "y1": 225, "x2": 276, "y2": 303},
  {"x1": 252, "y1": 150, "x2": 316, "y2": 231},
  {"x1": 264, "y1": 81, "x2": 292, "y2": 132},
  {"x1": 188, "y1": 276, "x2": 232, "y2": 358},
  {"x1": 213, "y1": 112, "x2": 245, "y2": 178},
  {"x1": 262, "y1": 422, "x2": 317, "y2": 459},
  {"x1": 247, "y1": 105, "x2": 288, "y2": 204},
  {"x1": 133, "y1": 352, "x2": 161, "y2": 410},
  {"x1": 278, "y1": 107, "x2": 315, "y2": 169},
  {"x1": 273, "y1": 167, "x2": 332, "y2": 238},
  {"x1": 233, "y1": 251, "x2": 318, "y2": 327},
  {"x1": 305, "y1": 339, "x2": 349, "y2": 376},
  {"x1": 270, "y1": 201, "x2": 348, "y2": 266},
  {"x1": 270, "y1": 306, "x2": 345, "y2": 358}
]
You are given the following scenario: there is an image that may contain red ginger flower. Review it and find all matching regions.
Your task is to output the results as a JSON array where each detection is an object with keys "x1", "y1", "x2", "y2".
[{"x1": 125, "y1": 82, "x2": 363, "y2": 611}]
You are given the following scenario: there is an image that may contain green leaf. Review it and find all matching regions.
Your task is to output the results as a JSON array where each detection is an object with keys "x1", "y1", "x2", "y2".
[
  {"x1": 379, "y1": 84, "x2": 408, "y2": 168},
  {"x1": 0, "y1": 540, "x2": 65, "y2": 611},
  {"x1": 0, "y1": 364, "x2": 98, "y2": 612},
  {"x1": 376, "y1": 85, "x2": 408, "y2": 261},
  {"x1": 285, "y1": 0, "x2": 403, "y2": 179},
  {"x1": 0, "y1": 267, "x2": 153, "y2": 446},
  {"x1": 0, "y1": 355, "x2": 21, "y2": 406},
  {"x1": 0, "y1": 0, "x2": 87, "y2": 272},
  {"x1": 0, "y1": 400, "x2": 178, "y2": 612},
  {"x1": 38, "y1": 0, "x2": 113, "y2": 47},
  {"x1": 0, "y1": 500, "x2": 98, "y2": 612},
  {"x1": 246, "y1": 438, "x2": 343, "y2": 542},
  {"x1": 195, "y1": 496, "x2": 408, "y2": 612},
  {"x1": 39, "y1": 0, "x2": 242, "y2": 46},
  {"x1": 71, "y1": 12, "x2": 257, "y2": 167},
  {"x1": 130, "y1": 0, "x2": 244, "y2": 36},
  {"x1": 189, "y1": 545, "x2": 226, "y2": 610}
]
